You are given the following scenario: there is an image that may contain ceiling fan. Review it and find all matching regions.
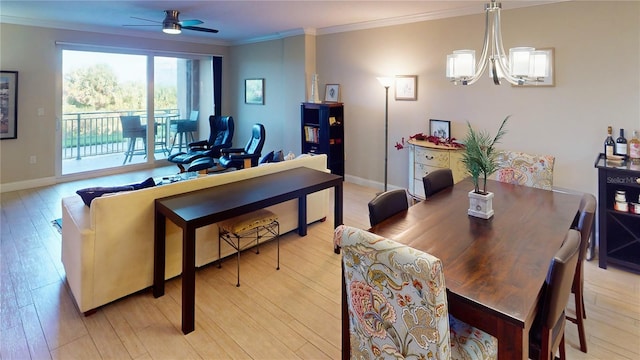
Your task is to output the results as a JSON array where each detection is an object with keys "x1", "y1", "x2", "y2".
[{"x1": 125, "y1": 10, "x2": 218, "y2": 35}]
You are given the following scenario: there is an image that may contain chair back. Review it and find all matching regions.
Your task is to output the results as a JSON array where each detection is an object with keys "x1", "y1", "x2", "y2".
[
  {"x1": 530, "y1": 229, "x2": 580, "y2": 360},
  {"x1": 573, "y1": 193, "x2": 596, "y2": 262},
  {"x1": 208, "y1": 115, "x2": 234, "y2": 149},
  {"x1": 542, "y1": 229, "x2": 580, "y2": 329},
  {"x1": 489, "y1": 150, "x2": 555, "y2": 190},
  {"x1": 244, "y1": 123, "x2": 266, "y2": 157},
  {"x1": 336, "y1": 225, "x2": 451, "y2": 359},
  {"x1": 423, "y1": 168, "x2": 454, "y2": 198},
  {"x1": 368, "y1": 189, "x2": 409, "y2": 226},
  {"x1": 120, "y1": 115, "x2": 145, "y2": 138}
]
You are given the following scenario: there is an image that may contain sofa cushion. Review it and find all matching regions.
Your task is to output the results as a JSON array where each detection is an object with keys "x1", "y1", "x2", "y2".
[
  {"x1": 260, "y1": 150, "x2": 274, "y2": 164},
  {"x1": 272, "y1": 150, "x2": 285, "y2": 162},
  {"x1": 76, "y1": 177, "x2": 156, "y2": 207}
]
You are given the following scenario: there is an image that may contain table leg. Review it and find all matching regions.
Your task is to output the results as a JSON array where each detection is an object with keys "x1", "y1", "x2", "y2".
[
  {"x1": 497, "y1": 321, "x2": 526, "y2": 359},
  {"x1": 298, "y1": 195, "x2": 307, "y2": 236},
  {"x1": 334, "y1": 182, "x2": 343, "y2": 228},
  {"x1": 334, "y1": 183, "x2": 344, "y2": 254},
  {"x1": 153, "y1": 210, "x2": 166, "y2": 298},
  {"x1": 182, "y1": 226, "x2": 197, "y2": 334}
]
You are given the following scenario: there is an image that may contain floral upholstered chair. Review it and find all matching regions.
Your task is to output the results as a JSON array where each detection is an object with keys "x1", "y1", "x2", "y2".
[
  {"x1": 488, "y1": 150, "x2": 555, "y2": 190},
  {"x1": 335, "y1": 225, "x2": 497, "y2": 360}
]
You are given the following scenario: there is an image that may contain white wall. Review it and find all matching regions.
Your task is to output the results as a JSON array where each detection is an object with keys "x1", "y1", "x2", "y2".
[
  {"x1": 316, "y1": 1, "x2": 639, "y2": 195},
  {"x1": 228, "y1": 35, "x2": 307, "y2": 156}
]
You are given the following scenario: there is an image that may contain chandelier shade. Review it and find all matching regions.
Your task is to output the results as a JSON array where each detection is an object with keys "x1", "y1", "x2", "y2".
[{"x1": 446, "y1": 1, "x2": 551, "y2": 86}]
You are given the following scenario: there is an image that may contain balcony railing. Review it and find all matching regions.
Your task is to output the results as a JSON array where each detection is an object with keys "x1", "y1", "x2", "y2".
[{"x1": 62, "y1": 109, "x2": 179, "y2": 160}]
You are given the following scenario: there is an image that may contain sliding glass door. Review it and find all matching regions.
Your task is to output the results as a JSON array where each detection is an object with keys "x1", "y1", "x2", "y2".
[{"x1": 60, "y1": 48, "x2": 214, "y2": 176}]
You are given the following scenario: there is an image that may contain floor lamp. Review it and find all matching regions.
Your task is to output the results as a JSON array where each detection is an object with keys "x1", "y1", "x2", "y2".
[{"x1": 377, "y1": 77, "x2": 393, "y2": 192}]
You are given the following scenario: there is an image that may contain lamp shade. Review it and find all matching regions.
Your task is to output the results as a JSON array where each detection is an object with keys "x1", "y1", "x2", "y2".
[
  {"x1": 509, "y1": 47, "x2": 534, "y2": 77},
  {"x1": 163, "y1": 22, "x2": 181, "y2": 34},
  {"x1": 529, "y1": 50, "x2": 550, "y2": 78},
  {"x1": 446, "y1": 50, "x2": 475, "y2": 78},
  {"x1": 377, "y1": 77, "x2": 393, "y2": 88}
]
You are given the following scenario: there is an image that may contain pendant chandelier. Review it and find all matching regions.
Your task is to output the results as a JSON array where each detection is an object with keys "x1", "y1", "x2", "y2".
[{"x1": 446, "y1": 1, "x2": 551, "y2": 86}]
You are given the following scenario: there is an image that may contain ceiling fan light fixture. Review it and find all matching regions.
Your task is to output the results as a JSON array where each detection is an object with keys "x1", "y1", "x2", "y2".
[
  {"x1": 163, "y1": 10, "x2": 181, "y2": 34},
  {"x1": 163, "y1": 22, "x2": 181, "y2": 34}
]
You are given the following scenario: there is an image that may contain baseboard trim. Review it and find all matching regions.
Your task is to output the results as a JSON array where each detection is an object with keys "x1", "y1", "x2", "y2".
[
  {"x1": 344, "y1": 174, "x2": 402, "y2": 192},
  {"x1": 1, "y1": 176, "x2": 57, "y2": 193}
]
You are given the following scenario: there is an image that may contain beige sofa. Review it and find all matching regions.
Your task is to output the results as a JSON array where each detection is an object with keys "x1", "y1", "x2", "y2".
[{"x1": 61, "y1": 154, "x2": 329, "y2": 313}]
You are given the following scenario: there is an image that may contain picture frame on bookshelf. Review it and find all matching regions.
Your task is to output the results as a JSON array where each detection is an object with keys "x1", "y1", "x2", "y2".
[
  {"x1": 429, "y1": 119, "x2": 451, "y2": 140},
  {"x1": 324, "y1": 84, "x2": 340, "y2": 102},
  {"x1": 395, "y1": 75, "x2": 417, "y2": 101},
  {"x1": 1, "y1": 70, "x2": 18, "y2": 140},
  {"x1": 245, "y1": 78, "x2": 264, "y2": 105}
]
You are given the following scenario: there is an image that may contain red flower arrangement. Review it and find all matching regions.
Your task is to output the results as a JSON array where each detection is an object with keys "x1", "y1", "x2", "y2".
[{"x1": 395, "y1": 132, "x2": 464, "y2": 150}]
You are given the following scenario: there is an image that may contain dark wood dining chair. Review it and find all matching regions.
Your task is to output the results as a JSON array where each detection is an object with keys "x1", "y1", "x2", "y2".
[
  {"x1": 567, "y1": 193, "x2": 596, "y2": 353},
  {"x1": 529, "y1": 229, "x2": 581, "y2": 360},
  {"x1": 367, "y1": 189, "x2": 409, "y2": 226},
  {"x1": 422, "y1": 168, "x2": 454, "y2": 198}
]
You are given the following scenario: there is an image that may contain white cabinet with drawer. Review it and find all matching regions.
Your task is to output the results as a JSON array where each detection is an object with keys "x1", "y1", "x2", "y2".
[{"x1": 408, "y1": 139, "x2": 466, "y2": 199}]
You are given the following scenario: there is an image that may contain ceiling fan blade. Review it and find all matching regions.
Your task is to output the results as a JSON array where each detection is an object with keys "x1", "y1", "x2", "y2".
[
  {"x1": 123, "y1": 24, "x2": 160, "y2": 27},
  {"x1": 179, "y1": 19, "x2": 203, "y2": 26},
  {"x1": 182, "y1": 26, "x2": 219, "y2": 33},
  {"x1": 130, "y1": 16, "x2": 161, "y2": 24}
]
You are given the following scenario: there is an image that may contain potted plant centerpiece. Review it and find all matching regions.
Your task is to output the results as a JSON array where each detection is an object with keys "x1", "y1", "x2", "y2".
[{"x1": 461, "y1": 116, "x2": 509, "y2": 219}]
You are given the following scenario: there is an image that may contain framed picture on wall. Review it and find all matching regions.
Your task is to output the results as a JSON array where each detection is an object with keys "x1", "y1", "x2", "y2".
[
  {"x1": 245, "y1": 78, "x2": 264, "y2": 105},
  {"x1": 1, "y1": 71, "x2": 18, "y2": 140},
  {"x1": 395, "y1": 75, "x2": 417, "y2": 101},
  {"x1": 324, "y1": 84, "x2": 340, "y2": 102},
  {"x1": 429, "y1": 119, "x2": 451, "y2": 140}
]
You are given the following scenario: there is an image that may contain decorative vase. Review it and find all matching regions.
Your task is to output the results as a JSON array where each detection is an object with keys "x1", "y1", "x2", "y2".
[
  {"x1": 309, "y1": 74, "x2": 321, "y2": 103},
  {"x1": 468, "y1": 190, "x2": 494, "y2": 219}
]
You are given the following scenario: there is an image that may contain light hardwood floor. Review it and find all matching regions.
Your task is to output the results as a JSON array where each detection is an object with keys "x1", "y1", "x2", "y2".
[{"x1": 1, "y1": 166, "x2": 639, "y2": 359}]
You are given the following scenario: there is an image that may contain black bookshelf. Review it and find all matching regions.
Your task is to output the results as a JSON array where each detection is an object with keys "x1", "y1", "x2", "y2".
[{"x1": 301, "y1": 102, "x2": 344, "y2": 176}]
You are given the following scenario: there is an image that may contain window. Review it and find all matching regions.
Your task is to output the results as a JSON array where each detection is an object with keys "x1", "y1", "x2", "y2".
[{"x1": 60, "y1": 47, "x2": 216, "y2": 175}]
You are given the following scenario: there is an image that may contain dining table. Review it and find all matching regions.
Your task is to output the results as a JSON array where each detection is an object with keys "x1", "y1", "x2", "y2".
[{"x1": 368, "y1": 178, "x2": 581, "y2": 359}]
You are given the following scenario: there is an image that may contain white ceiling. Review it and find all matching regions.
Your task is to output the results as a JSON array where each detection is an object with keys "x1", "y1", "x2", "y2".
[{"x1": 0, "y1": 1, "x2": 557, "y2": 45}]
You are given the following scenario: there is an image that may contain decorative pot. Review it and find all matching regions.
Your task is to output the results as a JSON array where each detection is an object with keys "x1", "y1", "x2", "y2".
[{"x1": 468, "y1": 190, "x2": 494, "y2": 219}]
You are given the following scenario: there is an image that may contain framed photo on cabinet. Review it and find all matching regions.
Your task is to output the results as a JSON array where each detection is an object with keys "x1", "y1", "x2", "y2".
[
  {"x1": 429, "y1": 119, "x2": 451, "y2": 140},
  {"x1": 324, "y1": 84, "x2": 340, "y2": 102},
  {"x1": 1, "y1": 71, "x2": 18, "y2": 140},
  {"x1": 395, "y1": 75, "x2": 417, "y2": 101}
]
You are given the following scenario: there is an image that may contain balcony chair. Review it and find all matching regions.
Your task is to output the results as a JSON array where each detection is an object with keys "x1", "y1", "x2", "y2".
[
  {"x1": 529, "y1": 229, "x2": 581, "y2": 360},
  {"x1": 167, "y1": 115, "x2": 234, "y2": 173},
  {"x1": 120, "y1": 115, "x2": 146, "y2": 165},
  {"x1": 170, "y1": 110, "x2": 199, "y2": 154},
  {"x1": 566, "y1": 193, "x2": 596, "y2": 353},
  {"x1": 488, "y1": 150, "x2": 556, "y2": 190},
  {"x1": 367, "y1": 189, "x2": 409, "y2": 227},
  {"x1": 216, "y1": 123, "x2": 266, "y2": 170},
  {"x1": 422, "y1": 168, "x2": 454, "y2": 198},
  {"x1": 335, "y1": 225, "x2": 498, "y2": 360}
]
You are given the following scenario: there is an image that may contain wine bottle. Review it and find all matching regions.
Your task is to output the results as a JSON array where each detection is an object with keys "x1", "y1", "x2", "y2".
[
  {"x1": 604, "y1": 126, "x2": 615, "y2": 157},
  {"x1": 615, "y1": 128, "x2": 628, "y2": 157},
  {"x1": 629, "y1": 130, "x2": 640, "y2": 160}
]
